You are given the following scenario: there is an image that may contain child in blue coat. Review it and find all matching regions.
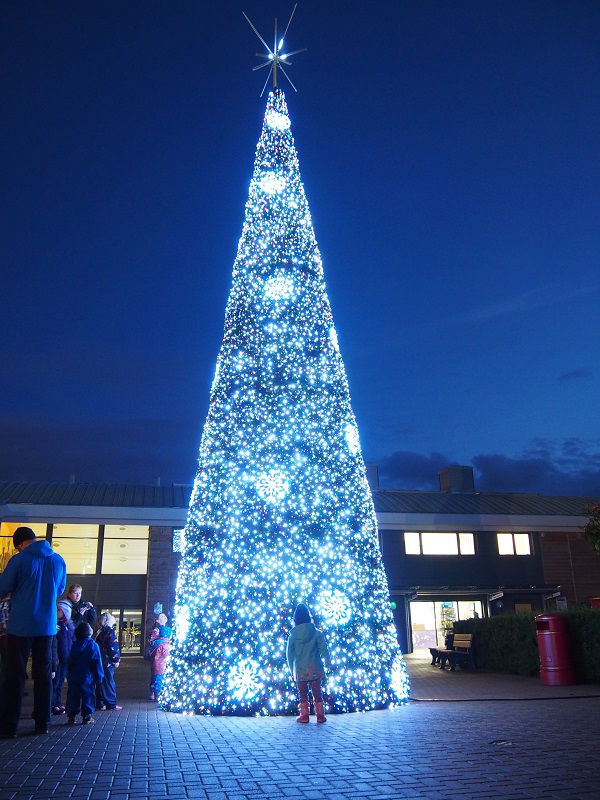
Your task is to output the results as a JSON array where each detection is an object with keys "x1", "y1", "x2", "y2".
[
  {"x1": 286, "y1": 603, "x2": 331, "y2": 724},
  {"x1": 66, "y1": 623, "x2": 104, "y2": 725}
]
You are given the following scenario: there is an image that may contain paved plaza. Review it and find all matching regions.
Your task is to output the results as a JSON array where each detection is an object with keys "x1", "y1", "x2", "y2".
[{"x1": 1, "y1": 653, "x2": 599, "y2": 800}]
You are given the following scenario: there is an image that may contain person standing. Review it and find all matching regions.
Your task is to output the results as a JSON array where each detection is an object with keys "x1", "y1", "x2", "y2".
[
  {"x1": 286, "y1": 603, "x2": 332, "y2": 724},
  {"x1": 95, "y1": 612, "x2": 121, "y2": 710},
  {"x1": 65, "y1": 623, "x2": 104, "y2": 725},
  {"x1": 65, "y1": 584, "x2": 97, "y2": 627},
  {"x1": 0, "y1": 526, "x2": 66, "y2": 737},
  {"x1": 51, "y1": 600, "x2": 75, "y2": 715},
  {"x1": 147, "y1": 613, "x2": 172, "y2": 701}
]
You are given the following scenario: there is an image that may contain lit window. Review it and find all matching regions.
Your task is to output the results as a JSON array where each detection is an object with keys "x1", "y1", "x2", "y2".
[
  {"x1": 457, "y1": 600, "x2": 483, "y2": 620},
  {"x1": 0, "y1": 522, "x2": 48, "y2": 572},
  {"x1": 497, "y1": 532, "x2": 531, "y2": 556},
  {"x1": 404, "y1": 531, "x2": 420, "y2": 555},
  {"x1": 514, "y1": 534, "x2": 531, "y2": 555},
  {"x1": 422, "y1": 533, "x2": 458, "y2": 555},
  {"x1": 459, "y1": 533, "x2": 475, "y2": 555},
  {"x1": 102, "y1": 525, "x2": 149, "y2": 574},
  {"x1": 51, "y1": 524, "x2": 99, "y2": 575},
  {"x1": 404, "y1": 532, "x2": 475, "y2": 555}
]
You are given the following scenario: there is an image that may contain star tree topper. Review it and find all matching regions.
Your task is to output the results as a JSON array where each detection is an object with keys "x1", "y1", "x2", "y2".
[{"x1": 243, "y1": 4, "x2": 307, "y2": 95}]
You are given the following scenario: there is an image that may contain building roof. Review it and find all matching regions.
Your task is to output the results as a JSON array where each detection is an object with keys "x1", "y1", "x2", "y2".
[
  {"x1": 372, "y1": 489, "x2": 598, "y2": 517},
  {"x1": 0, "y1": 481, "x2": 191, "y2": 509},
  {"x1": 0, "y1": 480, "x2": 597, "y2": 518}
]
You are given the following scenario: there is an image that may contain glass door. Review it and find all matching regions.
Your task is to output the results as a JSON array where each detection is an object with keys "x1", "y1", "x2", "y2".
[
  {"x1": 438, "y1": 601, "x2": 457, "y2": 645},
  {"x1": 409, "y1": 601, "x2": 437, "y2": 649},
  {"x1": 409, "y1": 599, "x2": 484, "y2": 650},
  {"x1": 121, "y1": 609, "x2": 142, "y2": 653},
  {"x1": 105, "y1": 608, "x2": 143, "y2": 654}
]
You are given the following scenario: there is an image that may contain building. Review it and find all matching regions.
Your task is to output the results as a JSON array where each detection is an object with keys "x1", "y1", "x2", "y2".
[
  {"x1": 376, "y1": 466, "x2": 600, "y2": 652},
  {"x1": 0, "y1": 481, "x2": 187, "y2": 654},
  {"x1": 1, "y1": 467, "x2": 598, "y2": 654}
]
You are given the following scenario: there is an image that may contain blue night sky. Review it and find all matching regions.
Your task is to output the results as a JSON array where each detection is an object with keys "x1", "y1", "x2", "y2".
[{"x1": 1, "y1": 1, "x2": 599, "y2": 496}]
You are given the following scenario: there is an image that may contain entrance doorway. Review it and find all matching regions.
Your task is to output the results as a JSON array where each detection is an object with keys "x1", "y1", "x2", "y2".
[
  {"x1": 409, "y1": 600, "x2": 483, "y2": 650},
  {"x1": 105, "y1": 608, "x2": 143, "y2": 654}
]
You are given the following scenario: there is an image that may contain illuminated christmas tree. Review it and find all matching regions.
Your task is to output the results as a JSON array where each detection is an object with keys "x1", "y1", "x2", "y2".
[{"x1": 162, "y1": 87, "x2": 409, "y2": 715}]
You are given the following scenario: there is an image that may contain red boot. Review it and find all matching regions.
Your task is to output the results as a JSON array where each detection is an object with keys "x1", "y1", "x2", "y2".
[
  {"x1": 296, "y1": 701, "x2": 309, "y2": 723},
  {"x1": 315, "y1": 701, "x2": 327, "y2": 723}
]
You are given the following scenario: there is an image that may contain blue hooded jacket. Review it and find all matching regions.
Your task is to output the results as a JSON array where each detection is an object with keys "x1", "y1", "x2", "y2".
[
  {"x1": 68, "y1": 636, "x2": 104, "y2": 686},
  {"x1": 0, "y1": 539, "x2": 66, "y2": 636}
]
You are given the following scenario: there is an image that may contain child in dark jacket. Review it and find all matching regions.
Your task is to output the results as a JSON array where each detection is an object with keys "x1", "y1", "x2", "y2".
[
  {"x1": 66, "y1": 623, "x2": 104, "y2": 725},
  {"x1": 95, "y1": 612, "x2": 121, "y2": 710},
  {"x1": 51, "y1": 600, "x2": 75, "y2": 714},
  {"x1": 286, "y1": 603, "x2": 332, "y2": 724}
]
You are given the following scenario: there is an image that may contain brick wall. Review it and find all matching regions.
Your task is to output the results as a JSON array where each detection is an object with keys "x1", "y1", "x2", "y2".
[
  {"x1": 145, "y1": 526, "x2": 181, "y2": 649},
  {"x1": 540, "y1": 531, "x2": 600, "y2": 605}
]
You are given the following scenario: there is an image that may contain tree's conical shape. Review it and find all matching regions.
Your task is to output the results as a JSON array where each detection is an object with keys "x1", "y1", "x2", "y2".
[{"x1": 162, "y1": 89, "x2": 409, "y2": 714}]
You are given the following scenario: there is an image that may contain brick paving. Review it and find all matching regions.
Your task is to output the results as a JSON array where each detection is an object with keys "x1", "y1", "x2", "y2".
[
  {"x1": 1, "y1": 654, "x2": 600, "y2": 799},
  {"x1": 406, "y1": 651, "x2": 600, "y2": 702}
]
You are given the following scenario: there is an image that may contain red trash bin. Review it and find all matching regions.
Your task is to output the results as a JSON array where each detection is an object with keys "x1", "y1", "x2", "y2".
[{"x1": 535, "y1": 613, "x2": 576, "y2": 686}]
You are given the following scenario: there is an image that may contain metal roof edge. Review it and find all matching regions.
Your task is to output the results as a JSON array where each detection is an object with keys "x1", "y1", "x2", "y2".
[
  {"x1": 0, "y1": 504, "x2": 188, "y2": 527},
  {"x1": 376, "y1": 512, "x2": 587, "y2": 532}
]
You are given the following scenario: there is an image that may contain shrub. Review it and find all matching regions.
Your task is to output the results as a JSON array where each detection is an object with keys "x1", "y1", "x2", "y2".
[
  {"x1": 565, "y1": 606, "x2": 600, "y2": 683},
  {"x1": 453, "y1": 614, "x2": 538, "y2": 676},
  {"x1": 454, "y1": 608, "x2": 600, "y2": 681}
]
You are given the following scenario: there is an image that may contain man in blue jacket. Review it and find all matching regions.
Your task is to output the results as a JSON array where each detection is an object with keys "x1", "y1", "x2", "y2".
[{"x1": 0, "y1": 526, "x2": 66, "y2": 737}]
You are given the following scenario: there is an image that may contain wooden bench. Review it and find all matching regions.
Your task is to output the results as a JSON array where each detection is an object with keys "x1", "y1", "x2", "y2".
[{"x1": 430, "y1": 633, "x2": 475, "y2": 671}]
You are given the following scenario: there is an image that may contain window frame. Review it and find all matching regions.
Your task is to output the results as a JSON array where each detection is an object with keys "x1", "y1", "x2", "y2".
[
  {"x1": 403, "y1": 531, "x2": 476, "y2": 556},
  {"x1": 497, "y1": 532, "x2": 531, "y2": 556}
]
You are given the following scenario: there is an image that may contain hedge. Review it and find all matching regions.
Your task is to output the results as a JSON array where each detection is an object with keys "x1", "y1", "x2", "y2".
[{"x1": 453, "y1": 607, "x2": 600, "y2": 682}]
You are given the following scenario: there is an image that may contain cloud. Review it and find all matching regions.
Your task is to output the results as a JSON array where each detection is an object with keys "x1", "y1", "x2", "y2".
[
  {"x1": 2, "y1": 415, "x2": 599, "y2": 500},
  {"x1": 558, "y1": 368, "x2": 591, "y2": 383},
  {"x1": 378, "y1": 439, "x2": 600, "y2": 497},
  {"x1": 472, "y1": 450, "x2": 600, "y2": 496}
]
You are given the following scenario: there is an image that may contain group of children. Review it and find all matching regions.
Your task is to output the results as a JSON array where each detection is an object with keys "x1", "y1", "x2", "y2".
[
  {"x1": 51, "y1": 600, "x2": 331, "y2": 724},
  {"x1": 53, "y1": 603, "x2": 121, "y2": 725}
]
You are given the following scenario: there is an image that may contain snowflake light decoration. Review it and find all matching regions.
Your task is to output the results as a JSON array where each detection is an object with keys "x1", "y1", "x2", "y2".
[
  {"x1": 228, "y1": 658, "x2": 263, "y2": 702},
  {"x1": 265, "y1": 109, "x2": 291, "y2": 130},
  {"x1": 256, "y1": 470, "x2": 289, "y2": 503},
  {"x1": 264, "y1": 275, "x2": 295, "y2": 301},
  {"x1": 259, "y1": 172, "x2": 286, "y2": 194},
  {"x1": 318, "y1": 589, "x2": 352, "y2": 626}
]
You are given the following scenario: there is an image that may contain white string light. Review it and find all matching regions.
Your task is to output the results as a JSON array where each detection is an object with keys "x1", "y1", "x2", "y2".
[{"x1": 161, "y1": 89, "x2": 410, "y2": 715}]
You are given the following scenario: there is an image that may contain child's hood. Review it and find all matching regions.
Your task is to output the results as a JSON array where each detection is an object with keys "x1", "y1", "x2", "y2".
[{"x1": 71, "y1": 636, "x2": 95, "y2": 654}]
